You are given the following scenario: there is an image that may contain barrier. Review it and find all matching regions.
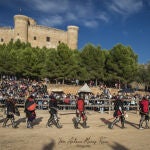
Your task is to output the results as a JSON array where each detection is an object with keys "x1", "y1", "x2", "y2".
[{"x1": 0, "y1": 98, "x2": 141, "y2": 114}]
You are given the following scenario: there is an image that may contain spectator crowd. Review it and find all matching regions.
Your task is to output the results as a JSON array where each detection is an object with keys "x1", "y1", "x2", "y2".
[{"x1": 0, "y1": 76, "x2": 150, "y2": 112}]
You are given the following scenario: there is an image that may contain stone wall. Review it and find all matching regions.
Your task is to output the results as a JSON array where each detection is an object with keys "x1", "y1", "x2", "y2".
[
  {"x1": 0, "y1": 15, "x2": 79, "y2": 50},
  {"x1": 0, "y1": 27, "x2": 14, "y2": 44}
]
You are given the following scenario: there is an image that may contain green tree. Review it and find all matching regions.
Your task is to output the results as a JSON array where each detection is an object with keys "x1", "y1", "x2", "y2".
[
  {"x1": 80, "y1": 44, "x2": 105, "y2": 85},
  {"x1": 56, "y1": 43, "x2": 78, "y2": 84},
  {"x1": 17, "y1": 47, "x2": 45, "y2": 78},
  {"x1": 105, "y1": 44, "x2": 138, "y2": 86}
]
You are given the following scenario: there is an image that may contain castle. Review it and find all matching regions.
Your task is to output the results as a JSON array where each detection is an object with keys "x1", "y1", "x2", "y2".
[{"x1": 0, "y1": 15, "x2": 79, "y2": 50}]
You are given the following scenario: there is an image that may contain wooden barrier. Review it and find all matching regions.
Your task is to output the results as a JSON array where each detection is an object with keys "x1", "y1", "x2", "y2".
[{"x1": 0, "y1": 98, "x2": 141, "y2": 114}]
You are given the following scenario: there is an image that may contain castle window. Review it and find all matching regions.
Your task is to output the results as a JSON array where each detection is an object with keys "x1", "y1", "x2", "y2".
[
  {"x1": 1, "y1": 38, "x2": 4, "y2": 42},
  {"x1": 46, "y1": 37, "x2": 50, "y2": 42},
  {"x1": 58, "y1": 41, "x2": 61, "y2": 44},
  {"x1": 34, "y1": 36, "x2": 36, "y2": 40},
  {"x1": 17, "y1": 33, "x2": 19, "y2": 36}
]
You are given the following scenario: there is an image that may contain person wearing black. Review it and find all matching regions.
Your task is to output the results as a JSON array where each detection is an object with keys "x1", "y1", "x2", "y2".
[
  {"x1": 24, "y1": 95, "x2": 36, "y2": 128},
  {"x1": 46, "y1": 93, "x2": 62, "y2": 128},
  {"x1": 2, "y1": 96, "x2": 17, "y2": 128},
  {"x1": 109, "y1": 96, "x2": 126, "y2": 129}
]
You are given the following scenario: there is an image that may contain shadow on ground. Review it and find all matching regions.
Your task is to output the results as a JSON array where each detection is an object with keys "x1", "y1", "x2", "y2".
[
  {"x1": 125, "y1": 120, "x2": 139, "y2": 129},
  {"x1": 33, "y1": 117, "x2": 43, "y2": 126},
  {"x1": 42, "y1": 139, "x2": 55, "y2": 150},
  {"x1": 100, "y1": 118, "x2": 121, "y2": 128},
  {"x1": 109, "y1": 142, "x2": 130, "y2": 150},
  {"x1": 15, "y1": 117, "x2": 26, "y2": 127}
]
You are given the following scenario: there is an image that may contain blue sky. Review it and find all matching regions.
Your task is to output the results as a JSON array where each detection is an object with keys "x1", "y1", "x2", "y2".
[{"x1": 0, "y1": 0, "x2": 150, "y2": 64}]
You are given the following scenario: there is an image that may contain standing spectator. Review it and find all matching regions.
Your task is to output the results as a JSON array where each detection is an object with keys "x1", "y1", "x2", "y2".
[
  {"x1": 99, "y1": 100, "x2": 104, "y2": 113},
  {"x1": 75, "y1": 79, "x2": 79, "y2": 86}
]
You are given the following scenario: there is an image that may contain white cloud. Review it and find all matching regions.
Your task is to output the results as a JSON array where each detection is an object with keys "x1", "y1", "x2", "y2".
[
  {"x1": 29, "y1": 0, "x2": 110, "y2": 28},
  {"x1": 31, "y1": 0, "x2": 69, "y2": 13},
  {"x1": 96, "y1": 13, "x2": 109, "y2": 23},
  {"x1": 66, "y1": 13, "x2": 78, "y2": 21},
  {"x1": 39, "y1": 15, "x2": 64, "y2": 26},
  {"x1": 84, "y1": 20, "x2": 99, "y2": 28},
  {"x1": 108, "y1": 0, "x2": 143, "y2": 16}
]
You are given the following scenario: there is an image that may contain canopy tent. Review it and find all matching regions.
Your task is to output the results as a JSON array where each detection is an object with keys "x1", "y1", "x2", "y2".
[{"x1": 78, "y1": 83, "x2": 92, "y2": 93}]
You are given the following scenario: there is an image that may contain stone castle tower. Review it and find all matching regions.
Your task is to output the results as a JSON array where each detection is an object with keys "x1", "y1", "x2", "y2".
[{"x1": 0, "y1": 15, "x2": 79, "y2": 49}]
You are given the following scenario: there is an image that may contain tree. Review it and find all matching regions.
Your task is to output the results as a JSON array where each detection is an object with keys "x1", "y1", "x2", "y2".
[
  {"x1": 56, "y1": 43, "x2": 78, "y2": 84},
  {"x1": 80, "y1": 44, "x2": 105, "y2": 85},
  {"x1": 136, "y1": 63, "x2": 150, "y2": 91},
  {"x1": 105, "y1": 44, "x2": 138, "y2": 86},
  {"x1": 17, "y1": 47, "x2": 45, "y2": 78}
]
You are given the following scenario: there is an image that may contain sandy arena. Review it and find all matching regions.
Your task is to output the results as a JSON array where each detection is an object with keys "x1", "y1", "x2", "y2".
[{"x1": 0, "y1": 109, "x2": 150, "y2": 150}]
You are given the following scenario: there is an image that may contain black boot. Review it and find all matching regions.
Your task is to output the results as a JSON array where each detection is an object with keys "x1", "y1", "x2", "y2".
[
  {"x1": 139, "y1": 121, "x2": 144, "y2": 129},
  {"x1": 56, "y1": 120, "x2": 62, "y2": 129},
  {"x1": 72, "y1": 117, "x2": 79, "y2": 129},
  {"x1": 121, "y1": 122, "x2": 125, "y2": 129},
  {"x1": 2, "y1": 118, "x2": 9, "y2": 127},
  {"x1": 109, "y1": 118, "x2": 119, "y2": 129},
  {"x1": 46, "y1": 117, "x2": 53, "y2": 127},
  {"x1": 27, "y1": 121, "x2": 33, "y2": 128},
  {"x1": 121, "y1": 116, "x2": 125, "y2": 129},
  {"x1": 11, "y1": 118, "x2": 17, "y2": 128},
  {"x1": 82, "y1": 121, "x2": 87, "y2": 128},
  {"x1": 145, "y1": 120, "x2": 149, "y2": 129}
]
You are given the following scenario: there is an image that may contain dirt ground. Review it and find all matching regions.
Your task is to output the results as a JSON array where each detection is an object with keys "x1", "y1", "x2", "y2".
[{"x1": 0, "y1": 109, "x2": 150, "y2": 150}]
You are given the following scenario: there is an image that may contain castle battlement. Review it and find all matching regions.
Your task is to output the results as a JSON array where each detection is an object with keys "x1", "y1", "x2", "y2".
[
  {"x1": 34, "y1": 25, "x2": 66, "y2": 33},
  {"x1": 0, "y1": 14, "x2": 79, "y2": 49},
  {"x1": 0, "y1": 27, "x2": 12, "y2": 30}
]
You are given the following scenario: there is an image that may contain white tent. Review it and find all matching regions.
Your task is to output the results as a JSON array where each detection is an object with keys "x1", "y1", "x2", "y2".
[{"x1": 78, "y1": 83, "x2": 92, "y2": 93}]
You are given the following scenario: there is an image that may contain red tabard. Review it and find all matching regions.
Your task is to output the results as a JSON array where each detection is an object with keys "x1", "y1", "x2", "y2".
[
  {"x1": 140, "y1": 99, "x2": 149, "y2": 113},
  {"x1": 77, "y1": 99, "x2": 84, "y2": 112}
]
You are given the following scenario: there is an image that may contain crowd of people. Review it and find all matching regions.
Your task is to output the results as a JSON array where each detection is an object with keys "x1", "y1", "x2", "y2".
[
  {"x1": 0, "y1": 77, "x2": 149, "y2": 113},
  {"x1": 1, "y1": 91, "x2": 149, "y2": 130},
  {"x1": 0, "y1": 77, "x2": 48, "y2": 104},
  {"x1": 0, "y1": 77, "x2": 150, "y2": 130}
]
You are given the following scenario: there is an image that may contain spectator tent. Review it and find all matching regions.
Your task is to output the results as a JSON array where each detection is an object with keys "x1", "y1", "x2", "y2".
[{"x1": 78, "y1": 83, "x2": 92, "y2": 93}]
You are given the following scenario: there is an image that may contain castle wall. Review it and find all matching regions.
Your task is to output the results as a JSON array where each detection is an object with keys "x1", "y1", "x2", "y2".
[
  {"x1": 0, "y1": 27, "x2": 14, "y2": 44},
  {"x1": 14, "y1": 15, "x2": 28, "y2": 43},
  {"x1": 67, "y1": 26, "x2": 79, "y2": 50},
  {"x1": 28, "y1": 25, "x2": 67, "y2": 48},
  {"x1": 0, "y1": 15, "x2": 79, "y2": 49}
]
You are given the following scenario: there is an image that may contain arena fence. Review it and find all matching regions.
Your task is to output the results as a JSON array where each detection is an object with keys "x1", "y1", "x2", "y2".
[{"x1": 0, "y1": 98, "x2": 141, "y2": 114}]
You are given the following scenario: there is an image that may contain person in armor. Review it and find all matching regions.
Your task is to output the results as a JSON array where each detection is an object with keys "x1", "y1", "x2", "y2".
[
  {"x1": 109, "y1": 96, "x2": 126, "y2": 129},
  {"x1": 46, "y1": 93, "x2": 62, "y2": 128},
  {"x1": 139, "y1": 96, "x2": 149, "y2": 129},
  {"x1": 2, "y1": 96, "x2": 17, "y2": 128},
  {"x1": 24, "y1": 95, "x2": 36, "y2": 128},
  {"x1": 72, "y1": 93, "x2": 88, "y2": 129}
]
